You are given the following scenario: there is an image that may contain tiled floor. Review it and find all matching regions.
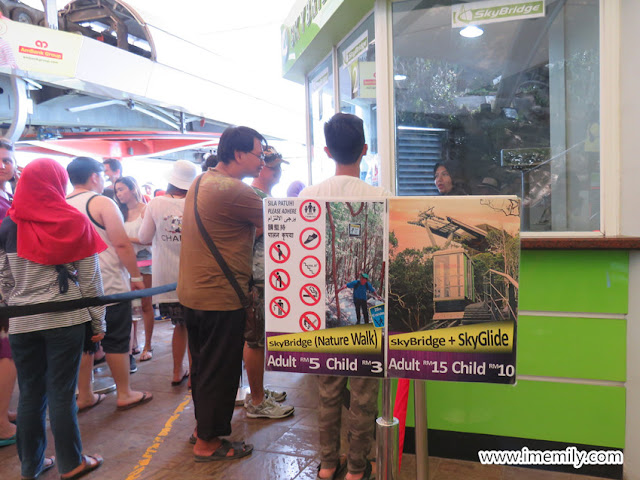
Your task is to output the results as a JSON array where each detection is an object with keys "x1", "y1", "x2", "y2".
[{"x1": 0, "y1": 320, "x2": 611, "y2": 479}]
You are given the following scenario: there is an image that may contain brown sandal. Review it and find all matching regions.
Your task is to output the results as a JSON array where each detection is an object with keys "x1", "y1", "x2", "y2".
[
  {"x1": 60, "y1": 454, "x2": 103, "y2": 480},
  {"x1": 194, "y1": 439, "x2": 253, "y2": 462}
]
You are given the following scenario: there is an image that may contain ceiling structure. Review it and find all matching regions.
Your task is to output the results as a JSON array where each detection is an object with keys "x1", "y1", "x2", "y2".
[{"x1": 2, "y1": 0, "x2": 304, "y2": 158}]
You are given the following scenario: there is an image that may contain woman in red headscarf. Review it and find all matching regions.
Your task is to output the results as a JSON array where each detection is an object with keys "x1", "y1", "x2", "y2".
[{"x1": 0, "y1": 158, "x2": 106, "y2": 480}]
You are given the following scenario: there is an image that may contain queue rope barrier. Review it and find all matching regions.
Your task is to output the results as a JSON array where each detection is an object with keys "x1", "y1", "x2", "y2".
[{"x1": 0, "y1": 282, "x2": 177, "y2": 318}]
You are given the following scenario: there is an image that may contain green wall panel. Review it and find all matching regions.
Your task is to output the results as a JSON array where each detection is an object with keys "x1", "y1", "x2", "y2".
[
  {"x1": 393, "y1": 379, "x2": 624, "y2": 448},
  {"x1": 519, "y1": 250, "x2": 628, "y2": 314},
  {"x1": 516, "y1": 315, "x2": 626, "y2": 381}
]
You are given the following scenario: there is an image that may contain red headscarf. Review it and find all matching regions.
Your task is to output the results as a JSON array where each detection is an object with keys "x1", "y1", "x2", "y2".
[{"x1": 8, "y1": 158, "x2": 107, "y2": 265}]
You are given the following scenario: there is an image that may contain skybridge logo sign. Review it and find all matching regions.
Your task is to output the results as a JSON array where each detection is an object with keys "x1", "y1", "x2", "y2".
[{"x1": 452, "y1": 0, "x2": 545, "y2": 28}]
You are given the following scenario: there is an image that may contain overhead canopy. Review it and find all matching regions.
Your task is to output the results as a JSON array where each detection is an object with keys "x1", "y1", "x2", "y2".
[
  {"x1": 0, "y1": 0, "x2": 305, "y2": 144},
  {"x1": 16, "y1": 131, "x2": 219, "y2": 159}
]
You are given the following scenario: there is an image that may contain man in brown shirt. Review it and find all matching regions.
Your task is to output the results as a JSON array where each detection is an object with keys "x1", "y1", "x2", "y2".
[{"x1": 178, "y1": 126, "x2": 265, "y2": 462}]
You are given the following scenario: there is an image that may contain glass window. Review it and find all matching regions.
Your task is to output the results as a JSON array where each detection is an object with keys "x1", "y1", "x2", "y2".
[
  {"x1": 308, "y1": 56, "x2": 335, "y2": 185},
  {"x1": 337, "y1": 14, "x2": 381, "y2": 187},
  {"x1": 434, "y1": 252, "x2": 464, "y2": 300},
  {"x1": 392, "y1": 0, "x2": 600, "y2": 232}
]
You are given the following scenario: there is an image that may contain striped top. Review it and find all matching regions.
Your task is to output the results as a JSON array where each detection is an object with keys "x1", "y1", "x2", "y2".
[{"x1": 0, "y1": 216, "x2": 106, "y2": 335}]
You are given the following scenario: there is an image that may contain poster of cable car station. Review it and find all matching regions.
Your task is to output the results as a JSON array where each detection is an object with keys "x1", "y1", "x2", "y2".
[{"x1": 387, "y1": 196, "x2": 520, "y2": 384}]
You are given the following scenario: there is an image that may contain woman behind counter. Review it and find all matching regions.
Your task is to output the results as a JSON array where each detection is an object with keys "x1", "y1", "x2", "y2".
[
  {"x1": 433, "y1": 161, "x2": 470, "y2": 195},
  {"x1": 0, "y1": 158, "x2": 106, "y2": 479}
]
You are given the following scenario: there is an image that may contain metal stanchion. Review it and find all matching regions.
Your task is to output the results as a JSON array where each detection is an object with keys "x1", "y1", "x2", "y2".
[
  {"x1": 235, "y1": 361, "x2": 250, "y2": 405},
  {"x1": 414, "y1": 380, "x2": 429, "y2": 480},
  {"x1": 376, "y1": 378, "x2": 399, "y2": 480},
  {"x1": 92, "y1": 364, "x2": 116, "y2": 395}
]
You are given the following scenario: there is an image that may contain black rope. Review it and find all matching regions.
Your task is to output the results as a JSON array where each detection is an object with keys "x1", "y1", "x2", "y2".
[{"x1": 0, "y1": 282, "x2": 177, "y2": 318}]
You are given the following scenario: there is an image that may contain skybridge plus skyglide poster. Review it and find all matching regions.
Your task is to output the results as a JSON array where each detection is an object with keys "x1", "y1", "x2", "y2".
[
  {"x1": 386, "y1": 196, "x2": 520, "y2": 384},
  {"x1": 264, "y1": 198, "x2": 386, "y2": 378}
]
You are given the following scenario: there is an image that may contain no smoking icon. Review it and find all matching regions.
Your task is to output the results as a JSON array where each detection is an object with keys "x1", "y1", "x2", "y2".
[
  {"x1": 269, "y1": 269, "x2": 290, "y2": 291},
  {"x1": 300, "y1": 227, "x2": 321, "y2": 250},
  {"x1": 300, "y1": 311, "x2": 321, "y2": 331},
  {"x1": 269, "y1": 241, "x2": 290, "y2": 263},
  {"x1": 300, "y1": 283, "x2": 321, "y2": 306},
  {"x1": 270, "y1": 297, "x2": 290, "y2": 318},
  {"x1": 300, "y1": 256, "x2": 321, "y2": 278},
  {"x1": 299, "y1": 199, "x2": 321, "y2": 222}
]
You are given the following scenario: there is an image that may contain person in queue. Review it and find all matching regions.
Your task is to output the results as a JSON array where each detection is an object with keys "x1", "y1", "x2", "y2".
[
  {"x1": 67, "y1": 157, "x2": 153, "y2": 411},
  {"x1": 102, "y1": 158, "x2": 122, "y2": 200},
  {"x1": 114, "y1": 176, "x2": 154, "y2": 364},
  {"x1": 244, "y1": 146, "x2": 293, "y2": 418},
  {"x1": 138, "y1": 160, "x2": 198, "y2": 386},
  {"x1": 178, "y1": 126, "x2": 264, "y2": 462},
  {"x1": 0, "y1": 139, "x2": 17, "y2": 447},
  {"x1": 141, "y1": 182, "x2": 153, "y2": 203},
  {"x1": 201, "y1": 153, "x2": 218, "y2": 172},
  {"x1": 0, "y1": 158, "x2": 106, "y2": 479},
  {"x1": 433, "y1": 161, "x2": 470, "y2": 195},
  {"x1": 300, "y1": 113, "x2": 390, "y2": 480},
  {"x1": 286, "y1": 180, "x2": 306, "y2": 197}
]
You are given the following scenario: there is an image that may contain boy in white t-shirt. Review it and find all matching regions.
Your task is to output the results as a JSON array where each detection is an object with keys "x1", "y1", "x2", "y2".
[{"x1": 300, "y1": 114, "x2": 389, "y2": 480}]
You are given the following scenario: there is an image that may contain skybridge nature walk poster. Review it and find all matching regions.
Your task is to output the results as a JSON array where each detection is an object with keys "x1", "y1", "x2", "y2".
[{"x1": 264, "y1": 196, "x2": 519, "y2": 384}]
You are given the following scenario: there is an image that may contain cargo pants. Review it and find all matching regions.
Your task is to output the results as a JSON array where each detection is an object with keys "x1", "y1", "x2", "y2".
[{"x1": 317, "y1": 375, "x2": 379, "y2": 475}]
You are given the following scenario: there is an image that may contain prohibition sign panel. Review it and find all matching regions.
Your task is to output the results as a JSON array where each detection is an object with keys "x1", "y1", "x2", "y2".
[
  {"x1": 299, "y1": 283, "x2": 321, "y2": 306},
  {"x1": 269, "y1": 241, "x2": 291, "y2": 263},
  {"x1": 270, "y1": 297, "x2": 290, "y2": 318},
  {"x1": 300, "y1": 227, "x2": 321, "y2": 250},
  {"x1": 299, "y1": 199, "x2": 322, "y2": 222},
  {"x1": 269, "y1": 269, "x2": 290, "y2": 291},
  {"x1": 300, "y1": 311, "x2": 321, "y2": 331},
  {"x1": 300, "y1": 255, "x2": 321, "y2": 278}
]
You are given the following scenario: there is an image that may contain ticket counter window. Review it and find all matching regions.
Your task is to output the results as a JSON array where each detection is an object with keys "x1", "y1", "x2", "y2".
[
  {"x1": 308, "y1": 57, "x2": 335, "y2": 185},
  {"x1": 392, "y1": 0, "x2": 600, "y2": 232},
  {"x1": 337, "y1": 13, "x2": 381, "y2": 187}
]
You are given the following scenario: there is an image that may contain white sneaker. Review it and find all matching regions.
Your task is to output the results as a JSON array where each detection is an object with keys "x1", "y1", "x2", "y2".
[
  {"x1": 265, "y1": 388, "x2": 287, "y2": 403},
  {"x1": 244, "y1": 389, "x2": 287, "y2": 407},
  {"x1": 245, "y1": 396, "x2": 294, "y2": 419}
]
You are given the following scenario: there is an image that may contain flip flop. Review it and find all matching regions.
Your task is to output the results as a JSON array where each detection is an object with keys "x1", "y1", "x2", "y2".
[
  {"x1": 189, "y1": 434, "x2": 197, "y2": 444},
  {"x1": 316, "y1": 459, "x2": 346, "y2": 480},
  {"x1": 349, "y1": 459, "x2": 373, "y2": 480},
  {"x1": 139, "y1": 348, "x2": 153, "y2": 362},
  {"x1": 116, "y1": 392, "x2": 153, "y2": 411},
  {"x1": 0, "y1": 434, "x2": 16, "y2": 447},
  {"x1": 78, "y1": 393, "x2": 106, "y2": 413},
  {"x1": 362, "y1": 458, "x2": 374, "y2": 480},
  {"x1": 171, "y1": 371, "x2": 189, "y2": 386},
  {"x1": 131, "y1": 346, "x2": 141, "y2": 355},
  {"x1": 60, "y1": 454, "x2": 103, "y2": 480},
  {"x1": 22, "y1": 456, "x2": 56, "y2": 480},
  {"x1": 194, "y1": 439, "x2": 253, "y2": 462}
]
